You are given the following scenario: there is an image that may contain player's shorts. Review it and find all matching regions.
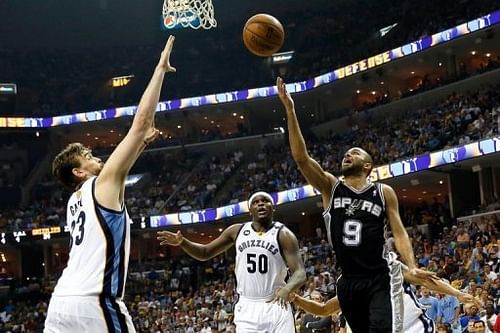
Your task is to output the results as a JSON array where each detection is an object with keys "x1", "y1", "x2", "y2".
[
  {"x1": 233, "y1": 296, "x2": 295, "y2": 333},
  {"x1": 44, "y1": 295, "x2": 136, "y2": 333},
  {"x1": 336, "y1": 267, "x2": 404, "y2": 333},
  {"x1": 403, "y1": 315, "x2": 435, "y2": 333}
]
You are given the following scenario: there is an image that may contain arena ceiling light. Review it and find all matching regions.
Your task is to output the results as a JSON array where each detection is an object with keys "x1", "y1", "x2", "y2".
[
  {"x1": 271, "y1": 51, "x2": 295, "y2": 65},
  {"x1": 377, "y1": 23, "x2": 398, "y2": 38},
  {"x1": 111, "y1": 75, "x2": 135, "y2": 88},
  {"x1": 0, "y1": 83, "x2": 17, "y2": 95}
]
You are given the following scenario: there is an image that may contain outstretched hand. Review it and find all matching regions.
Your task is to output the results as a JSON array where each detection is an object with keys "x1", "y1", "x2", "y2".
[
  {"x1": 157, "y1": 230, "x2": 184, "y2": 246},
  {"x1": 458, "y1": 293, "x2": 481, "y2": 308},
  {"x1": 276, "y1": 77, "x2": 294, "y2": 111},
  {"x1": 158, "y1": 35, "x2": 176, "y2": 73}
]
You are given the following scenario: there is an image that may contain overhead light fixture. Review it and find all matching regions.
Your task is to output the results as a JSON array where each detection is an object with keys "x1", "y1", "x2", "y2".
[
  {"x1": 271, "y1": 51, "x2": 295, "y2": 65},
  {"x1": 471, "y1": 51, "x2": 476, "y2": 55},
  {"x1": 486, "y1": 53, "x2": 491, "y2": 57},
  {"x1": 111, "y1": 74, "x2": 135, "y2": 88},
  {"x1": 356, "y1": 90, "x2": 361, "y2": 94}
]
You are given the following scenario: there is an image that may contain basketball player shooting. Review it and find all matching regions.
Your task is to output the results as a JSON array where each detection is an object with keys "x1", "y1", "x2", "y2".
[
  {"x1": 289, "y1": 255, "x2": 480, "y2": 333},
  {"x1": 276, "y1": 77, "x2": 436, "y2": 333},
  {"x1": 44, "y1": 36, "x2": 176, "y2": 333},
  {"x1": 157, "y1": 191, "x2": 307, "y2": 332}
]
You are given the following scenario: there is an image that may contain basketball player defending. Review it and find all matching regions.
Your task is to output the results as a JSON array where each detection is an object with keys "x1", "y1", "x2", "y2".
[
  {"x1": 44, "y1": 36, "x2": 176, "y2": 333},
  {"x1": 289, "y1": 255, "x2": 479, "y2": 333},
  {"x1": 157, "y1": 191, "x2": 306, "y2": 333},
  {"x1": 277, "y1": 77, "x2": 435, "y2": 333}
]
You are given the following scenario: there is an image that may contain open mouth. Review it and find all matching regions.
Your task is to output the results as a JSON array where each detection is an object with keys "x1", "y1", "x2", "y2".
[{"x1": 257, "y1": 208, "x2": 267, "y2": 215}]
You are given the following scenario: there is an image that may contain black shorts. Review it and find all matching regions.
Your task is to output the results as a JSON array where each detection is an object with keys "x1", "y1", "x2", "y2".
[{"x1": 336, "y1": 271, "x2": 404, "y2": 333}]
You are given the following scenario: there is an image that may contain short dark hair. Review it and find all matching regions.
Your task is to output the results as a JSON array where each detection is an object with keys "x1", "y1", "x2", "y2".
[
  {"x1": 473, "y1": 320, "x2": 485, "y2": 327},
  {"x1": 52, "y1": 143, "x2": 88, "y2": 191},
  {"x1": 360, "y1": 149, "x2": 374, "y2": 177}
]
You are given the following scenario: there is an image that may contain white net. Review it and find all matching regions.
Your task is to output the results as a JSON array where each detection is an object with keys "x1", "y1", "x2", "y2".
[{"x1": 162, "y1": 0, "x2": 217, "y2": 30}]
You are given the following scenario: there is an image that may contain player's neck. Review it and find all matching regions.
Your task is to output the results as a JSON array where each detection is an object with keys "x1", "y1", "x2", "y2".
[
  {"x1": 344, "y1": 175, "x2": 369, "y2": 190},
  {"x1": 251, "y1": 220, "x2": 273, "y2": 233}
]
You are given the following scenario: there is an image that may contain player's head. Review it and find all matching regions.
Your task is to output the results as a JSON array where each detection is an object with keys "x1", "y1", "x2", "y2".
[
  {"x1": 248, "y1": 191, "x2": 275, "y2": 225},
  {"x1": 341, "y1": 147, "x2": 373, "y2": 178},
  {"x1": 52, "y1": 143, "x2": 103, "y2": 191}
]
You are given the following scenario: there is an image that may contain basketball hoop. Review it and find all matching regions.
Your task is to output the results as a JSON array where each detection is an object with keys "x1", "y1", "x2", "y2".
[{"x1": 162, "y1": 0, "x2": 217, "y2": 30}]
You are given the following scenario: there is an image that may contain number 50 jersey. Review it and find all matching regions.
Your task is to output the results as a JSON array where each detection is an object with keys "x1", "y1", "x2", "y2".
[
  {"x1": 53, "y1": 176, "x2": 131, "y2": 299},
  {"x1": 234, "y1": 222, "x2": 288, "y2": 300}
]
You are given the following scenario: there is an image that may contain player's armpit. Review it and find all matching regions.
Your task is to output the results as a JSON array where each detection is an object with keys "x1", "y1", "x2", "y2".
[{"x1": 296, "y1": 159, "x2": 337, "y2": 202}]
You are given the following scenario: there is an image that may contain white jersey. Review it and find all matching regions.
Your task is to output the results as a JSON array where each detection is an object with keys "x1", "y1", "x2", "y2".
[
  {"x1": 402, "y1": 283, "x2": 435, "y2": 333},
  {"x1": 234, "y1": 222, "x2": 287, "y2": 299},
  {"x1": 53, "y1": 176, "x2": 131, "y2": 298}
]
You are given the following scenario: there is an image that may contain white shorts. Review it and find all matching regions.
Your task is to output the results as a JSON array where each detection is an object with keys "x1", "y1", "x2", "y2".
[
  {"x1": 403, "y1": 316, "x2": 435, "y2": 333},
  {"x1": 44, "y1": 295, "x2": 136, "y2": 333},
  {"x1": 233, "y1": 297, "x2": 295, "y2": 333}
]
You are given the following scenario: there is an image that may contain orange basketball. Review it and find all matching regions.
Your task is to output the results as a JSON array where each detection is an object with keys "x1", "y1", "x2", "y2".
[{"x1": 243, "y1": 14, "x2": 285, "y2": 57}]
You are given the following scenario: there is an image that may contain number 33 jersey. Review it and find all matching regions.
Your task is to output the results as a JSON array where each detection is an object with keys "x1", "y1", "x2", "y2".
[
  {"x1": 53, "y1": 176, "x2": 131, "y2": 298},
  {"x1": 323, "y1": 180, "x2": 389, "y2": 277},
  {"x1": 234, "y1": 222, "x2": 287, "y2": 300}
]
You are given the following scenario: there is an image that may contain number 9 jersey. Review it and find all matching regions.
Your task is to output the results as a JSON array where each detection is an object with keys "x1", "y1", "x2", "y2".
[
  {"x1": 234, "y1": 222, "x2": 287, "y2": 299},
  {"x1": 323, "y1": 180, "x2": 389, "y2": 277},
  {"x1": 53, "y1": 176, "x2": 131, "y2": 298}
]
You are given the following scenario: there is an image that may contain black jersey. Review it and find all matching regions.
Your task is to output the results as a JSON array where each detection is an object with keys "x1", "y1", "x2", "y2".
[{"x1": 323, "y1": 180, "x2": 389, "y2": 277}]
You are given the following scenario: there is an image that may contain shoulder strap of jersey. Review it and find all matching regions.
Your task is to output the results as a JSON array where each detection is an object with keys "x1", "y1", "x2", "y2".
[
  {"x1": 275, "y1": 222, "x2": 286, "y2": 259},
  {"x1": 234, "y1": 223, "x2": 247, "y2": 241},
  {"x1": 322, "y1": 180, "x2": 341, "y2": 216},
  {"x1": 377, "y1": 183, "x2": 386, "y2": 210}
]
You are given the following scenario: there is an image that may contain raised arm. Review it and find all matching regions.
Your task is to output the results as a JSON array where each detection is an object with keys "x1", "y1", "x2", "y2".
[
  {"x1": 269, "y1": 227, "x2": 306, "y2": 306},
  {"x1": 95, "y1": 36, "x2": 176, "y2": 211},
  {"x1": 290, "y1": 294, "x2": 339, "y2": 317},
  {"x1": 156, "y1": 224, "x2": 241, "y2": 261},
  {"x1": 276, "y1": 77, "x2": 337, "y2": 208}
]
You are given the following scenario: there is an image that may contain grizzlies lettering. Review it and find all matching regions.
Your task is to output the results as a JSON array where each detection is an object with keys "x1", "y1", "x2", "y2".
[{"x1": 238, "y1": 239, "x2": 279, "y2": 255}]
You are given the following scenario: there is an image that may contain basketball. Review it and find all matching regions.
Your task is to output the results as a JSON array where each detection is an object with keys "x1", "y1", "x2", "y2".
[{"x1": 243, "y1": 14, "x2": 285, "y2": 57}]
